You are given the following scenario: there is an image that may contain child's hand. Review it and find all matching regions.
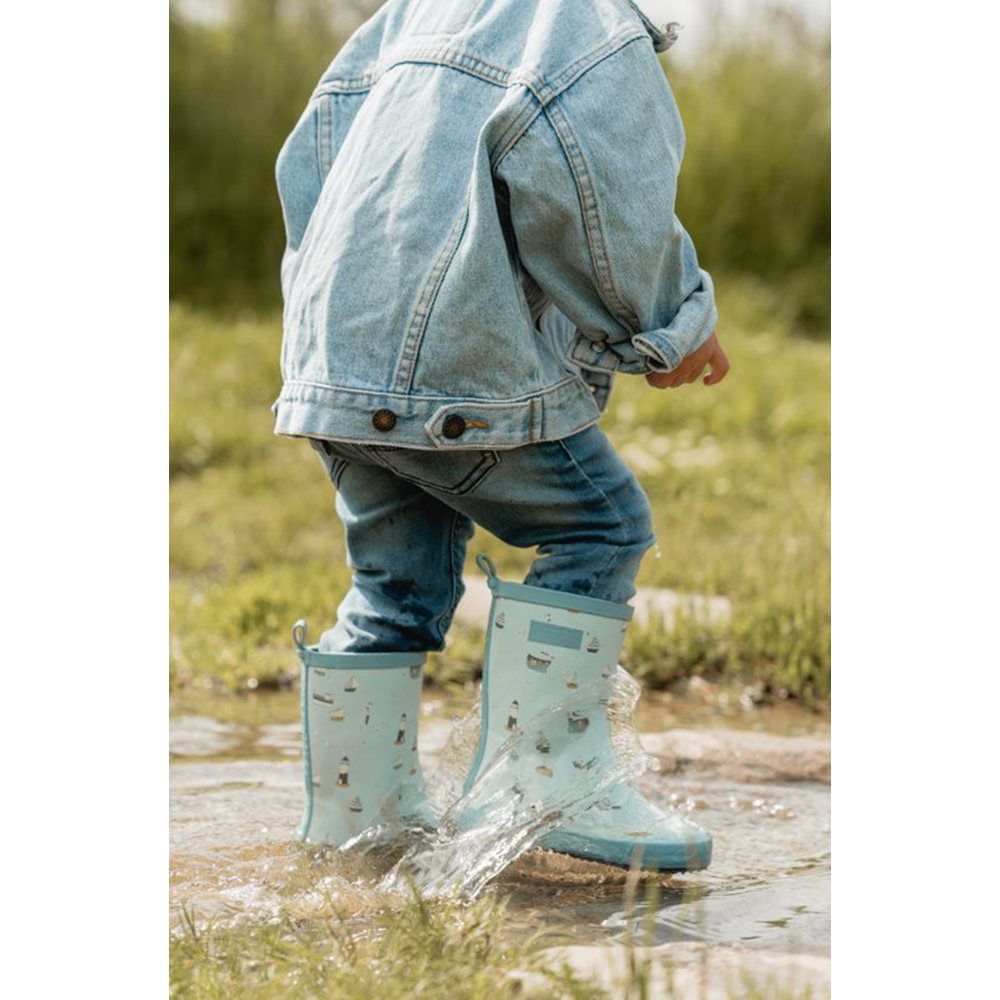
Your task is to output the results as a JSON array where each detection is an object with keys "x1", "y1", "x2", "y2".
[{"x1": 644, "y1": 332, "x2": 730, "y2": 389}]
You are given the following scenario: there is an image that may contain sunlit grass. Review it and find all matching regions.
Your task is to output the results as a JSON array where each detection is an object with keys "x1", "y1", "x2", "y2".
[{"x1": 170, "y1": 882, "x2": 825, "y2": 999}]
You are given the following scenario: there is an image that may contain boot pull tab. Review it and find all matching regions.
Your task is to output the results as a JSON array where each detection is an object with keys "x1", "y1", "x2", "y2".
[
  {"x1": 292, "y1": 619, "x2": 309, "y2": 653},
  {"x1": 475, "y1": 553, "x2": 499, "y2": 588}
]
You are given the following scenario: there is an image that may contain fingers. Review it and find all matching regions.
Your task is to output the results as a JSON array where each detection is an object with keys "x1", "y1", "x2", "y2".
[
  {"x1": 644, "y1": 336, "x2": 730, "y2": 390},
  {"x1": 702, "y1": 347, "x2": 730, "y2": 386},
  {"x1": 646, "y1": 366, "x2": 697, "y2": 389},
  {"x1": 645, "y1": 370, "x2": 679, "y2": 389}
]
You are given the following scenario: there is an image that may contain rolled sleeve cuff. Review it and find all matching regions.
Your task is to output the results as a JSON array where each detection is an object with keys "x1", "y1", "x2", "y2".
[{"x1": 567, "y1": 269, "x2": 718, "y2": 375}]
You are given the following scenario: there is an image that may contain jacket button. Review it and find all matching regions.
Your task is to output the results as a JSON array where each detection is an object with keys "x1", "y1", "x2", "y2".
[
  {"x1": 372, "y1": 408, "x2": 397, "y2": 432},
  {"x1": 592, "y1": 341, "x2": 606, "y2": 353},
  {"x1": 441, "y1": 414, "x2": 466, "y2": 439}
]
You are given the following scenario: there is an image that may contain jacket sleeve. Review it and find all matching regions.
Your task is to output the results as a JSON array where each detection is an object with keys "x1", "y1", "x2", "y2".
[{"x1": 495, "y1": 37, "x2": 717, "y2": 376}]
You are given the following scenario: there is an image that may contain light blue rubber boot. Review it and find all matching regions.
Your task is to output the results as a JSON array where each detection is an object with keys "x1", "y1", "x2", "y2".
[
  {"x1": 293, "y1": 621, "x2": 436, "y2": 846},
  {"x1": 462, "y1": 555, "x2": 712, "y2": 871}
]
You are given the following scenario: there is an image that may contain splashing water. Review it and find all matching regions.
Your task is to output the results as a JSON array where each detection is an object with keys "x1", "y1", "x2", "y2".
[
  {"x1": 170, "y1": 683, "x2": 830, "y2": 948},
  {"x1": 376, "y1": 665, "x2": 667, "y2": 899}
]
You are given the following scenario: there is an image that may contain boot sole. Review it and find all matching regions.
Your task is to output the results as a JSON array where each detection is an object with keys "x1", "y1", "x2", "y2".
[{"x1": 539, "y1": 829, "x2": 712, "y2": 872}]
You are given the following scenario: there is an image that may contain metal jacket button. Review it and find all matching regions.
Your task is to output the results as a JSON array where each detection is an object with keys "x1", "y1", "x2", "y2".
[
  {"x1": 372, "y1": 408, "x2": 397, "y2": 432},
  {"x1": 441, "y1": 414, "x2": 466, "y2": 439},
  {"x1": 592, "y1": 341, "x2": 606, "y2": 353}
]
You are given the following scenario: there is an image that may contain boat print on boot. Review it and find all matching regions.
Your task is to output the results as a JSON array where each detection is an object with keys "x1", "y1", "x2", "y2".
[
  {"x1": 458, "y1": 554, "x2": 713, "y2": 872},
  {"x1": 526, "y1": 651, "x2": 553, "y2": 672}
]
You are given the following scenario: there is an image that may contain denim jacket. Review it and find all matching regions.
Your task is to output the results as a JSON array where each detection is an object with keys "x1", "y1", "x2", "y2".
[{"x1": 273, "y1": 0, "x2": 717, "y2": 450}]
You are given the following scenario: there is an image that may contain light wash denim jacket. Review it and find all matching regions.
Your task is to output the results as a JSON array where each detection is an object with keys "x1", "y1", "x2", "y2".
[{"x1": 273, "y1": 0, "x2": 717, "y2": 450}]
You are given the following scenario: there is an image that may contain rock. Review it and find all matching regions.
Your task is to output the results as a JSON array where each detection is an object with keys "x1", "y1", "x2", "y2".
[
  {"x1": 641, "y1": 729, "x2": 830, "y2": 785},
  {"x1": 630, "y1": 586, "x2": 732, "y2": 628},
  {"x1": 509, "y1": 942, "x2": 830, "y2": 998},
  {"x1": 452, "y1": 575, "x2": 731, "y2": 629}
]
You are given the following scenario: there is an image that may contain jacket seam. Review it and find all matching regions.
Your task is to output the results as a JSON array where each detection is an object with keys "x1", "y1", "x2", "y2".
[
  {"x1": 317, "y1": 98, "x2": 330, "y2": 177},
  {"x1": 391, "y1": 204, "x2": 471, "y2": 393},
  {"x1": 281, "y1": 374, "x2": 582, "y2": 404},
  {"x1": 312, "y1": 31, "x2": 650, "y2": 176},
  {"x1": 491, "y1": 99, "x2": 544, "y2": 168},
  {"x1": 541, "y1": 93, "x2": 641, "y2": 335},
  {"x1": 313, "y1": 29, "x2": 647, "y2": 107},
  {"x1": 494, "y1": 32, "x2": 650, "y2": 169},
  {"x1": 547, "y1": 29, "x2": 648, "y2": 94},
  {"x1": 489, "y1": 32, "x2": 648, "y2": 181},
  {"x1": 311, "y1": 102, "x2": 323, "y2": 184}
]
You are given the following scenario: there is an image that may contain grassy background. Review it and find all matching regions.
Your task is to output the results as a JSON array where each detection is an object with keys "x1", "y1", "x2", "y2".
[
  {"x1": 170, "y1": 274, "x2": 829, "y2": 700},
  {"x1": 170, "y1": 1, "x2": 830, "y2": 702},
  {"x1": 170, "y1": 1, "x2": 830, "y2": 331}
]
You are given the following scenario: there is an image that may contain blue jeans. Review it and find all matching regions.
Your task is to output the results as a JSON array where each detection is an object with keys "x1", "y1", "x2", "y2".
[{"x1": 308, "y1": 425, "x2": 655, "y2": 653}]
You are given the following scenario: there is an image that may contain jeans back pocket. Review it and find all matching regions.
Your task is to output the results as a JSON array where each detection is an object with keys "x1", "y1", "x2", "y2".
[{"x1": 363, "y1": 445, "x2": 501, "y2": 496}]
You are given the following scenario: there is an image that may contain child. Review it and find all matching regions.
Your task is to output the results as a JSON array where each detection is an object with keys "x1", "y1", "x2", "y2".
[{"x1": 275, "y1": 0, "x2": 728, "y2": 871}]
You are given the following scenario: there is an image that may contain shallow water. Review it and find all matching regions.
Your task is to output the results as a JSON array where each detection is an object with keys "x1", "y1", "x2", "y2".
[{"x1": 170, "y1": 683, "x2": 829, "y2": 953}]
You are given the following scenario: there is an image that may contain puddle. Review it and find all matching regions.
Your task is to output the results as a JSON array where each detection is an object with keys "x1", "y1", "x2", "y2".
[{"x1": 170, "y1": 682, "x2": 829, "y2": 955}]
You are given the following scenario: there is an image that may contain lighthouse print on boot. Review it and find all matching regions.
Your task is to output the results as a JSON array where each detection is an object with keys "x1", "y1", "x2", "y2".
[
  {"x1": 506, "y1": 700, "x2": 520, "y2": 731},
  {"x1": 293, "y1": 620, "x2": 436, "y2": 845}
]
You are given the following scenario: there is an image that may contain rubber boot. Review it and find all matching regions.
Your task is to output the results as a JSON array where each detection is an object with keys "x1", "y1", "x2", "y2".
[
  {"x1": 461, "y1": 555, "x2": 712, "y2": 871},
  {"x1": 293, "y1": 620, "x2": 436, "y2": 845}
]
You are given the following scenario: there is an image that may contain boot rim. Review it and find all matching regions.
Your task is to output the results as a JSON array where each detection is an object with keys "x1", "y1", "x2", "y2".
[
  {"x1": 486, "y1": 577, "x2": 635, "y2": 621},
  {"x1": 292, "y1": 620, "x2": 430, "y2": 668},
  {"x1": 297, "y1": 647, "x2": 428, "y2": 668}
]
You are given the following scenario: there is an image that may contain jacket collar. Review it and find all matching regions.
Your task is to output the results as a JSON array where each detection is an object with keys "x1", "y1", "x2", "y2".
[{"x1": 625, "y1": 1, "x2": 681, "y2": 52}]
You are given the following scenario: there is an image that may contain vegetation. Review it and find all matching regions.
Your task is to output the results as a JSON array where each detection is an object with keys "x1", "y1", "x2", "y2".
[
  {"x1": 170, "y1": 882, "x2": 824, "y2": 998},
  {"x1": 169, "y1": 2, "x2": 830, "y2": 330},
  {"x1": 170, "y1": 273, "x2": 829, "y2": 700},
  {"x1": 170, "y1": 1, "x2": 341, "y2": 311}
]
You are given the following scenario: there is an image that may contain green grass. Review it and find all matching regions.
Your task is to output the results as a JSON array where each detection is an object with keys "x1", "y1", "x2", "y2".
[
  {"x1": 171, "y1": 890, "x2": 538, "y2": 1000},
  {"x1": 170, "y1": 2, "x2": 829, "y2": 330},
  {"x1": 170, "y1": 276, "x2": 829, "y2": 700},
  {"x1": 170, "y1": 882, "x2": 825, "y2": 999}
]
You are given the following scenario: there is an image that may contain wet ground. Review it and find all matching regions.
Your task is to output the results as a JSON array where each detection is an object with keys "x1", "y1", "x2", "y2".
[{"x1": 170, "y1": 681, "x2": 830, "y2": 993}]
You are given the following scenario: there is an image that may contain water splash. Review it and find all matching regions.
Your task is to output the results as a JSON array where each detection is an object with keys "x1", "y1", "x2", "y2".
[
  {"x1": 377, "y1": 666, "x2": 664, "y2": 899},
  {"x1": 170, "y1": 690, "x2": 831, "y2": 945}
]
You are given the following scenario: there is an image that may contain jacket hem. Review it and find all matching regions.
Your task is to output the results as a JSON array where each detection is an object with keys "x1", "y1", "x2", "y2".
[{"x1": 272, "y1": 375, "x2": 604, "y2": 451}]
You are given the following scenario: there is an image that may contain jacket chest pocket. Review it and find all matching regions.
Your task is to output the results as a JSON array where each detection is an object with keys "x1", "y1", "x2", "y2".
[{"x1": 363, "y1": 445, "x2": 501, "y2": 497}]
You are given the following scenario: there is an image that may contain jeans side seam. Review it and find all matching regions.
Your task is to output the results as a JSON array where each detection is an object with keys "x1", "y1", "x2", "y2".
[
  {"x1": 553, "y1": 437, "x2": 626, "y2": 590},
  {"x1": 433, "y1": 509, "x2": 466, "y2": 647}
]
